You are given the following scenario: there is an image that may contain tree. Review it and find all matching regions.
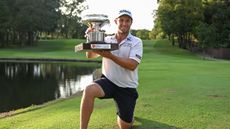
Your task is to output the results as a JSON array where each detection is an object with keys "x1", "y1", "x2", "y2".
[
  {"x1": 157, "y1": 0, "x2": 174, "y2": 37},
  {"x1": 0, "y1": 0, "x2": 10, "y2": 46},
  {"x1": 136, "y1": 29, "x2": 151, "y2": 40},
  {"x1": 195, "y1": 23, "x2": 216, "y2": 49},
  {"x1": 155, "y1": 0, "x2": 203, "y2": 49},
  {"x1": 58, "y1": 0, "x2": 86, "y2": 38},
  {"x1": 1, "y1": 0, "x2": 61, "y2": 46},
  {"x1": 155, "y1": 0, "x2": 230, "y2": 50},
  {"x1": 0, "y1": 0, "x2": 86, "y2": 47},
  {"x1": 195, "y1": 0, "x2": 230, "y2": 48},
  {"x1": 150, "y1": 15, "x2": 166, "y2": 40}
]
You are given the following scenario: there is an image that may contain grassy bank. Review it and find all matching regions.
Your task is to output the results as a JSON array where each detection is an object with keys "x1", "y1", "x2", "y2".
[
  {"x1": 0, "y1": 39, "x2": 88, "y2": 60},
  {"x1": 0, "y1": 39, "x2": 230, "y2": 129}
]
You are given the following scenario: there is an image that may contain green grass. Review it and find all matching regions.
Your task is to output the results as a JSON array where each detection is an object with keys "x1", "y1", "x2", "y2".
[
  {"x1": 0, "y1": 39, "x2": 230, "y2": 129},
  {"x1": 0, "y1": 39, "x2": 89, "y2": 60}
]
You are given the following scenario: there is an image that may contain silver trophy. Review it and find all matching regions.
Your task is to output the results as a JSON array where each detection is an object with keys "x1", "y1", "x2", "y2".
[{"x1": 75, "y1": 13, "x2": 118, "y2": 52}]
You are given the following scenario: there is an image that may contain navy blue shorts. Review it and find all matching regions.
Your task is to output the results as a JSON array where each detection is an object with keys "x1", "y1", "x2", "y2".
[{"x1": 94, "y1": 75, "x2": 138, "y2": 123}]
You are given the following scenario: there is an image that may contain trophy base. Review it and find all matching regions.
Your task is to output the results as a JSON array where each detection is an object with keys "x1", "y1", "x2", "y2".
[{"x1": 75, "y1": 41, "x2": 119, "y2": 52}]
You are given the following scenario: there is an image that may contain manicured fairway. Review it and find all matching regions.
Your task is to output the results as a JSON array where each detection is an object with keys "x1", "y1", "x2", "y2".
[{"x1": 0, "y1": 39, "x2": 229, "y2": 129}]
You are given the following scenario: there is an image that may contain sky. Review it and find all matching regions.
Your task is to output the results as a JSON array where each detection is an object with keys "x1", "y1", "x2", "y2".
[{"x1": 83, "y1": 0, "x2": 159, "y2": 33}]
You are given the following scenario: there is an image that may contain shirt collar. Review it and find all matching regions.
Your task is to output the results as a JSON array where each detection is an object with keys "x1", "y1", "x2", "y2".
[
  {"x1": 111, "y1": 33, "x2": 133, "y2": 42},
  {"x1": 127, "y1": 33, "x2": 132, "y2": 41}
]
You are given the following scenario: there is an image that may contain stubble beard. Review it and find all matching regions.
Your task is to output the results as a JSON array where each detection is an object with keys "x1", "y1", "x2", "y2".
[{"x1": 118, "y1": 28, "x2": 130, "y2": 35}]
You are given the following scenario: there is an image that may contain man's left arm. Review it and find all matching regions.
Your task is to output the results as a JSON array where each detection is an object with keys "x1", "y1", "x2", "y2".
[
  {"x1": 94, "y1": 41, "x2": 143, "y2": 71},
  {"x1": 94, "y1": 50, "x2": 138, "y2": 71}
]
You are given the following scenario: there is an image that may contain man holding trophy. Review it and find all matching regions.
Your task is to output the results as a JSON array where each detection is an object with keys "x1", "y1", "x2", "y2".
[{"x1": 79, "y1": 9, "x2": 143, "y2": 129}]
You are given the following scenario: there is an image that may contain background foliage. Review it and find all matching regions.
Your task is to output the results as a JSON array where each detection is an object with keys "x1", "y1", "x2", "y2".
[
  {"x1": 154, "y1": 0, "x2": 230, "y2": 50},
  {"x1": 0, "y1": 0, "x2": 86, "y2": 47}
]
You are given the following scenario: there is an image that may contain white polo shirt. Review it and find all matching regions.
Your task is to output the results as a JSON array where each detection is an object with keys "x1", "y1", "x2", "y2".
[{"x1": 102, "y1": 33, "x2": 143, "y2": 88}]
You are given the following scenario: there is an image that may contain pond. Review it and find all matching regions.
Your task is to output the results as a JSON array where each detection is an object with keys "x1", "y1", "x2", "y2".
[{"x1": 0, "y1": 61, "x2": 100, "y2": 113}]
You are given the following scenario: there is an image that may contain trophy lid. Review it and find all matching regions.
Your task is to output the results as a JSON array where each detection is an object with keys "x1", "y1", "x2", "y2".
[
  {"x1": 81, "y1": 12, "x2": 110, "y2": 28},
  {"x1": 82, "y1": 14, "x2": 109, "y2": 22}
]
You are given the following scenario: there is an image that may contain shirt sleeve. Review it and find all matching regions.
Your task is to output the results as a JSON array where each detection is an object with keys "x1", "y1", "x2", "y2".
[{"x1": 129, "y1": 39, "x2": 143, "y2": 63}]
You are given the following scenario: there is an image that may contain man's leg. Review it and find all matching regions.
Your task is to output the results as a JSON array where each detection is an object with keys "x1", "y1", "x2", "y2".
[
  {"x1": 117, "y1": 116, "x2": 134, "y2": 129},
  {"x1": 80, "y1": 83, "x2": 105, "y2": 129},
  {"x1": 114, "y1": 88, "x2": 138, "y2": 129}
]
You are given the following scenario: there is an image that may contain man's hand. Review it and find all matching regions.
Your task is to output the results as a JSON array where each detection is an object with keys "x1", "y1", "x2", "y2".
[
  {"x1": 85, "y1": 26, "x2": 94, "y2": 38},
  {"x1": 94, "y1": 50, "x2": 139, "y2": 71},
  {"x1": 86, "y1": 50, "x2": 112, "y2": 59},
  {"x1": 94, "y1": 50, "x2": 113, "y2": 59}
]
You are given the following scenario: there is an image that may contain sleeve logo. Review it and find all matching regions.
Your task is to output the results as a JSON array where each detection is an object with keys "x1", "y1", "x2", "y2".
[{"x1": 135, "y1": 54, "x2": 142, "y2": 60}]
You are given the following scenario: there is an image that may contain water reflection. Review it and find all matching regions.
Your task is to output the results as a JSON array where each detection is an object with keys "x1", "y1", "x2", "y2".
[
  {"x1": 0, "y1": 62, "x2": 99, "y2": 113},
  {"x1": 59, "y1": 75, "x2": 92, "y2": 98}
]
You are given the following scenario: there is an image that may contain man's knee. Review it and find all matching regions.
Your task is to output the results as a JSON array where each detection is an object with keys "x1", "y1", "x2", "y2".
[{"x1": 83, "y1": 83, "x2": 104, "y2": 98}]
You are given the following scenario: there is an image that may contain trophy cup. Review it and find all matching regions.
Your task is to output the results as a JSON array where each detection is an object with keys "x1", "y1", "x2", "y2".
[{"x1": 75, "y1": 13, "x2": 119, "y2": 52}]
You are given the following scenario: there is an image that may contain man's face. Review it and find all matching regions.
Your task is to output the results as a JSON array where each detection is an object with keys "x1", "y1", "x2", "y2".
[{"x1": 115, "y1": 15, "x2": 132, "y2": 34}]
